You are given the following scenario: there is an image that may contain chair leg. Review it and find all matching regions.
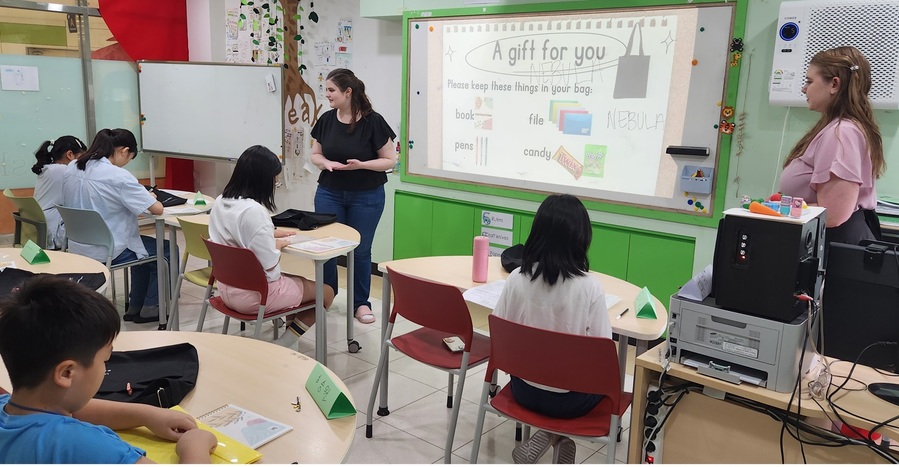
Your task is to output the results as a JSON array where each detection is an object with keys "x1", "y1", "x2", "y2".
[
  {"x1": 169, "y1": 255, "x2": 189, "y2": 332},
  {"x1": 606, "y1": 416, "x2": 620, "y2": 464},
  {"x1": 123, "y1": 268, "x2": 130, "y2": 310},
  {"x1": 366, "y1": 337, "x2": 392, "y2": 439},
  {"x1": 108, "y1": 265, "x2": 118, "y2": 310},
  {"x1": 469, "y1": 373, "x2": 494, "y2": 464},
  {"x1": 273, "y1": 318, "x2": 280, "y2": 340},
  {"x1": 447, "y1": 373, "x2": 455, "y2": 409},
  {"x1": 13, "y1": 219, "x2": 22, "y2": 247},
  {"x1": 443, "y1": 356, "x2": 470, "y2": 463},
  {"x1": 253, "y1": 305, "x2": 265, "y2": 339},
  {"x1": 222, "y1": 316, "x2": 231, "y2": 334},
  {"x1": 196, "y1": 286, "x2": 213, "y2": 332}
]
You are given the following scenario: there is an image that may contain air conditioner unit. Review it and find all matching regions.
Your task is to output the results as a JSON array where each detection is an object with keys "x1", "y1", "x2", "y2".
[{"x1": 769, "y1": 0, "x2": 899, "y2": 109}]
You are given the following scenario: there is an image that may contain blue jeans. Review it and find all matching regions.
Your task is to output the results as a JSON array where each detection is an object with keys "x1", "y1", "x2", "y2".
[
  {"x1": 112, "y1": 235, "x2": 170, "y2": 311},
  {"x1": 314, "y1": 185, "x2": 385, "y2": 311}
]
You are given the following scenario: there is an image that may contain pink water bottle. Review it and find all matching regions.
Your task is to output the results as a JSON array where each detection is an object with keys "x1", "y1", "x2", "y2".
[{"x1": 472, "y1": 236, "x2": 489, "y2": 282}]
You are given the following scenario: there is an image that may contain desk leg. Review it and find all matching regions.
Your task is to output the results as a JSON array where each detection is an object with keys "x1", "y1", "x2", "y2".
[
  {"x1": 627, "y1": 361, "x2": 652, "y2": 464},
  {"x1": 617, "y1": 336, "x2": 628, "y2": 393},
  {"x1": 346, "y1": 251, "x2": 359, "y2": 353},
  {"x1": 378, "y1": 273, "x2": 391, "y2": 408},
  {"x1": 155, "y1": 218, "x2": 168, "y2": 330},
  {"x1": 314, "y1": 259, "x2": 327, "y2": 365},
  {"x1": 168, "y1": 224, "x2": 180, "y2": 331}
]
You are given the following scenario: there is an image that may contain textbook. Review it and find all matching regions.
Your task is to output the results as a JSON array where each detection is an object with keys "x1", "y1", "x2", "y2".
[
  {"x1": 116, "y1": 405, "x2": 262, "y2": 464},
  {"x1": 198, "y1": 403, "x2": 293, "y2": 449}
]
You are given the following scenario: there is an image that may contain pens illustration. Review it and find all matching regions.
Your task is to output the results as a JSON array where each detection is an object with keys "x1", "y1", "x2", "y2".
[{"x1": 616, "y1": 307, "x2": 630, "y2": 320}]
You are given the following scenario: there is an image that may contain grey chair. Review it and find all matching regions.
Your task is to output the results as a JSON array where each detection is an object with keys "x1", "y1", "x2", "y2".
[
  {"x1": 56, "y1": 205, "x2": 168, "y2": 319},
  {"x1": 3, "y1": 189, "x2": 48, "y2": 249}
]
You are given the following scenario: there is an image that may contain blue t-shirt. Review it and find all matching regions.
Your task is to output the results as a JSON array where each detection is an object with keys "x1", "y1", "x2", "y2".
[{"x1": 0, "y1": 394, "x2": 146, "y2": 464}]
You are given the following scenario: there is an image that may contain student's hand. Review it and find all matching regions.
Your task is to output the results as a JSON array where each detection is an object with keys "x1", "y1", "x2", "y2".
[
  {"x1": 340, "y1": 159, "x2": 366, "y2": 170},
  {"x1": 175, "y1": 429, "x2": 217, "y2": 464},
  {"x1": 145, "y1": 408, "x2": 198, "y2": 441},
  {"x1": 321, "y1": 160, "x2": 346, "y2": 172},
  {"x1": 273, "y1": 228, "x2": 295, "y2": 239},
  {"x1": 275, "y1": 238, "x2": 294, "y2": 250}
]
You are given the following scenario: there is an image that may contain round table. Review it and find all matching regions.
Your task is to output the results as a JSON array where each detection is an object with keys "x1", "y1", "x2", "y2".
[{"x1": 0, "y1": 247, "x2": 109, "y2": 292}]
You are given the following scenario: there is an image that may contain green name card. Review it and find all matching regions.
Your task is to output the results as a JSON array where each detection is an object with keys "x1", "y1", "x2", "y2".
[
  {"x1": 192, "y1": 191, "x2": 206, "y2": 206},
  {"x1": 20, "y1": 240, "x2": 49, "y2": 265},
  {"x1": 305, "y1": 363, "x2": 356, "y2": 420},
  {"x1": 635, "y1": 286, "x2": 658, "y2": 319}
]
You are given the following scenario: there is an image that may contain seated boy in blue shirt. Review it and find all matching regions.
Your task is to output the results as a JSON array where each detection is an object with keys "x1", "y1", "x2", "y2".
[{"x1": 0, "y1": 275, "x2": 217, "y2": 463}]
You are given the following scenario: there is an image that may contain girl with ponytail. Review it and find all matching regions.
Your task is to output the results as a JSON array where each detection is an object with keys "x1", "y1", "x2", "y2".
[
  {"x1": 32, "y1": 135, "x2": 86, "y2": 249},
  {"x1": 779, "y1": 46, "x2": 884, "y2": 255}
]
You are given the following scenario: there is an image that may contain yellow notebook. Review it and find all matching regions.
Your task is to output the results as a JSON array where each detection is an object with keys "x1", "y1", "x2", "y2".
[{"x1": 116, "y1": 406, "x2": 262, "y2": 464}]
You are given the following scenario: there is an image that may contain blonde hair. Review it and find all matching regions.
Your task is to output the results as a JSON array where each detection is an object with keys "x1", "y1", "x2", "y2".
[{"x1": 783, "y1": 46, "x2": 885, "y2": 179}]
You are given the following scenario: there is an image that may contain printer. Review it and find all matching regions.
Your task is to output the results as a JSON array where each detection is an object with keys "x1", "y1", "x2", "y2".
[{"x1": 667, "y1": 294, "x2": 817, "y2": 394}]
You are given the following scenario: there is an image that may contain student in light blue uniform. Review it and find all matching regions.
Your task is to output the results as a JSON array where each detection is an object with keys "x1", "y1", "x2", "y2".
[
  {"x1": 62, "y1": 128, "x2": 169, "y2": 323},
  {"x1": 31, "y1": 135, "x2": 86, "y2": 249}
]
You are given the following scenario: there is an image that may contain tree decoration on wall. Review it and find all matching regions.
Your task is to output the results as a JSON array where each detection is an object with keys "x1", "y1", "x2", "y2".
[
  {"x1": 235, "y1": 0, "x2": 284, "y2": 64},
  {"x1": 283, "y1": 0, "x2": 322, "y2": 128}
]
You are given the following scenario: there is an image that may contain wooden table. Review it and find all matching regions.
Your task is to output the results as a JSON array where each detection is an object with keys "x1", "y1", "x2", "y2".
[
  {"x1": 0, "y1": 247, "x2": 109, "y2": 292},
  {"x1": 629, "y1": 343, "x2": 899, "y2": 463},
  {"x1": 0, "y1": 331, "x2": 357, "y2": 464},
  {"x1": 164, "y1": 214, "x2": 361, "y2": 365},
  {"x1": 375, "y1": 256, "x2": 668, "y2": 412}
]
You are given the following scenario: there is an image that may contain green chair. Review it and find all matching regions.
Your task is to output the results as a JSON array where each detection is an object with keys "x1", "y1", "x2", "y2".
[
  {"x1": 169, "y1": 217, "x2": 215, "y2": 331},
  {"x1": 3, "y1": 189, "x2": 48, "y2": 249}
]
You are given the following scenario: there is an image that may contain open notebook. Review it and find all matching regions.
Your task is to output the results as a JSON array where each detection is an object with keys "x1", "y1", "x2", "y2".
[
  {"x1": 116, "y1": 406, "x2": 262, "y2": 464},
  {"x1": 198, "y1": 403, "x2": 292, "y2": 449}
]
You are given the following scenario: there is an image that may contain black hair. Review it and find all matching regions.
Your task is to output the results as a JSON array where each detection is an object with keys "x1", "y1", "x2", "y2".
[
  {"x1": 221, "y1": 145, "x2": 282, "y2": 211},
  {"x1": 520, "y1": 194, "x2": 592, "y2": 286},
  {"x1": 75, "y1": 128, "x2": 138, "y2": 170},
  {"x1": 0, "y1": 275, "x2": 120, "y2": 390},
  {"x1": 31, "y1": 135, "x2": 86, "y2": 175},
  {"x1": 326, "y1": 68, "x2": 373, "y2": 134}
]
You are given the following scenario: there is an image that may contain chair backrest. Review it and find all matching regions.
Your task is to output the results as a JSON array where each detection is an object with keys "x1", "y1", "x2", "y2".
[
  {"x1": 201, "y1": 237, "x2": 270, "y2": 305},
  {"x1": 177, "y1": 217, "x2": 212, "y2": 261},
  {"x1": 486, "y1": 314, "x2": 622, "y2": 406},
  {"x1": 55, "y1": 206, "x2": 115, "y2": 260},
  {"x1": 3, "y1": 189, "x2": 46, "y2": 244},
  {"x1": 386, "y1": 266, "x2": 475, "y2": 350}
]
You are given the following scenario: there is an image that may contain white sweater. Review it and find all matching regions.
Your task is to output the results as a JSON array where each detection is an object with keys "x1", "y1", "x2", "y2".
[{"x1": 208, "y1": 196, "x2": 281, "y2": 282}]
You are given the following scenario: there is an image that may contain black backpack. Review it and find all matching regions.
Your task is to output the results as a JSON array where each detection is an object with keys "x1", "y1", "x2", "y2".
[{"x1": 95, "y1": 343, "x2": 199, "y2": 408}]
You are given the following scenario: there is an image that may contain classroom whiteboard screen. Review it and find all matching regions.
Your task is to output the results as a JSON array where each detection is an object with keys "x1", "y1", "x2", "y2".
[
  {"x1": 406, "y1": 5, "x2": 734, "y2": 213},
  {"x1": 138, "y1": 62, "x2": 283, "y2": 160}
]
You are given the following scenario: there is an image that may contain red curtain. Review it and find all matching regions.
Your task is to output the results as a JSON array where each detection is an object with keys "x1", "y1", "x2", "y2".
[{"x1": 99, "y1": 0, "x2": 194, "y2": 190}]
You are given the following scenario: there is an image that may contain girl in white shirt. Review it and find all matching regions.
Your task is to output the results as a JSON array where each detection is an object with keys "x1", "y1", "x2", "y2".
[
  {"x1": 493, "y1": 194, "x2": 611, "y2": 463},
  {"x1": 31, "y1": 135, "x2": 86, "y2": 249},
  {"x1": 208, "y1": 145, "x2": 335, "y2": 337}
]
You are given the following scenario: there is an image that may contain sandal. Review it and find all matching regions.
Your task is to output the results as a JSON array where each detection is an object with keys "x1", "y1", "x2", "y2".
[{"x1": 354, "y1": 305, "x2": 376, "y2": 324}]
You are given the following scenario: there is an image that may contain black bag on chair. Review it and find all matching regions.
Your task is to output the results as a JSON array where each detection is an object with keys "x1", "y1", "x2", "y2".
[
  {"x1": 95, "y1": 343, "x2": 199, "y2": 408},
  {"x1": 500, "y1": 244, "x2": 524, "y2": 273},
  {"x1": 271, "y1": 209, "x2": 338, "y2": 231}
]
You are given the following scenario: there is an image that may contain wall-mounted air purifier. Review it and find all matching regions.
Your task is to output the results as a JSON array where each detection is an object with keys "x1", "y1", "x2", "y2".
[{"x1": 769, "y1": 0, "x2": 899, "y2": 109}]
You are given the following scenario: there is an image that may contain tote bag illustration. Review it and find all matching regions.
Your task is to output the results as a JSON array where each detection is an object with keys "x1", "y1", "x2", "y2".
[{"x1": 613, "y1": 22, "x2": 650, "y2": 99}]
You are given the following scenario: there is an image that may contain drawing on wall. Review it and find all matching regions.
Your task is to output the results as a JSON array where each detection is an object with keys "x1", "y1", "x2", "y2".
[
  {"x1": 337, "y1": 18, "x2": 352, "y2": 44},
  {"x1": 225, "y1": 0, "x2": 284, "y2": 65}
]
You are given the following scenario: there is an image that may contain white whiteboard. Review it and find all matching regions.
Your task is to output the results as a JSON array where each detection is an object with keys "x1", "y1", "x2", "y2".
[{"x1": 138, "y1": 61, "x2": 283, "y2": 161}]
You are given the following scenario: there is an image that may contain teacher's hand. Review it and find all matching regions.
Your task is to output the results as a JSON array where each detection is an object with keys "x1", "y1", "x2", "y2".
[
  {"x1": 340, "y1": 159, "x2": 366, "y2": 170},
  {"x1": 321, "y1": 160, "x2": 346, "y2": 172}
]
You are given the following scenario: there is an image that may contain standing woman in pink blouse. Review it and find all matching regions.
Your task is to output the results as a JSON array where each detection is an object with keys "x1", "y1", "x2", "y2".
[{"x1": 778, "y1": 46, "x2": 884, "y2": 253}]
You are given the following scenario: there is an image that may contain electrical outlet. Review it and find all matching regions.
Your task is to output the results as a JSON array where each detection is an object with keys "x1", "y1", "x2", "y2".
[{"x1": 643, "y1": 384, "x2": 668, "y2": 463}]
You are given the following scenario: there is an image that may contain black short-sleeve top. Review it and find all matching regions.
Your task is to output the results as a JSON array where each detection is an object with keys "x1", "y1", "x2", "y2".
[{"x1": 311, "y1": 109, "x2": 396, "y2": 191}]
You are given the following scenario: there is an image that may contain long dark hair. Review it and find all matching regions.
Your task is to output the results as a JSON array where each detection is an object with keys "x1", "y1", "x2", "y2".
[
  {"x1": 327, "y1": 68, "x2": 373, "y2": 134},
  {"x1": 222, "y1": 145, "x2": 282, "y2": 211},
  {"x1": 521, "y1": 194, "x2": 592, "y2": 286},
  {"x1": 31, "y1": 135, "x2": 86, "y2": 175},
  {"x1": 75, "y1": 128, "x2": 138, "y2": 170},
  {"x1": 784, "y1": 46, "x2": 884, "y2": 178}
]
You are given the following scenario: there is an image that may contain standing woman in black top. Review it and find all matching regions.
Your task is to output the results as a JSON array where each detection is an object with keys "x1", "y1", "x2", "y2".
[{"x1": 311, "y1": 68, "x2": 396, "y2": 324}]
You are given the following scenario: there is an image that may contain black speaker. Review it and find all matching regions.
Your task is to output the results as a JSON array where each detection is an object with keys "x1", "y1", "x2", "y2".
[{"x1": 713, "y1": 209, "x2": 825, "y2": 322}]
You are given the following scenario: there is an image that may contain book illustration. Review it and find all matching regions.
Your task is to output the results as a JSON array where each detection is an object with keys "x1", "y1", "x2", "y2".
[
  {"x1": 583, "y1": 144, "x2": 607, "y2": 178},
  {"x1": 474, "y1": 96, "x2": 493, "y2": 130},
  {"x1": 199, "y1": 404, "x2": 292, "y2": 449}
]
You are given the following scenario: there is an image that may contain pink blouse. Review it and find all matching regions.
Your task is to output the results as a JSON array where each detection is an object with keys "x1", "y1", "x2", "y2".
[{"x1": 778, "y1": 118, "x2": 876, "y2": 210}]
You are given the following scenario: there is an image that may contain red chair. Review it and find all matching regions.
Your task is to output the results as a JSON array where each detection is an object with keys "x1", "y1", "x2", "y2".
[
  {"x1": 196, "y1": 238, "x2": 313, "y2": 339},
  {"x1": 469, "y1": 315, "x2": 633, "y2": 464},
  {"x1": 366, "y1": 266, "x2": 491, "y2": 464}
]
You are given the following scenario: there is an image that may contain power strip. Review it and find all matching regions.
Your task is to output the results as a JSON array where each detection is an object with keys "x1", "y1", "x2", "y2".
[{"x1": 642, "y1": 384, "x2": 669, "y2": 464}]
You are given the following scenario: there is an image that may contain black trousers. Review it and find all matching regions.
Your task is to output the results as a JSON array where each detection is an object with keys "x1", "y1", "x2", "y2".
[{"x1": 509, "y1": 376, "x2": 603, "y2": 419}]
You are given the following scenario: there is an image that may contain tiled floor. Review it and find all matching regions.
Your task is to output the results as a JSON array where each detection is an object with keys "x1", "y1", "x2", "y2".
[{"x1": 110, "y1": 229, "x2": 635, "y2": 464}]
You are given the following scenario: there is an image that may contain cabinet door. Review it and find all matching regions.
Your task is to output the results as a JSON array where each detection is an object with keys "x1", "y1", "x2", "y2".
[
  {"x1": 394, "y1": 193, "x2": 433, "y2": 259},
  {"x1": 432, "y1": 201, "x2": 475, "y2": 256},
  {"x1": 590, "y1": 226, "x2": 630, "y2": 279},
  {"x1": 626, "y1": 233, "x2": 694, "y2": 301}
]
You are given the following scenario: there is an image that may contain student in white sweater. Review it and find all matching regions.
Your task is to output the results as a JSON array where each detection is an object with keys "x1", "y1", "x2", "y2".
[
  {"x1": 208, "y1": 145, "x2": 335, "y2": 337},
  {"x1": 30, "y1": 135, "x2": 86, "y2": 249},
  {"x1": 493, "y1": 193, "x2": 611, "y2": 463}
]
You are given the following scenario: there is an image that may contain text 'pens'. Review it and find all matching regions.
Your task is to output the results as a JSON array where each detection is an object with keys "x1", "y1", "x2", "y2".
[{"x1": 616, "y1": 308, "x2": 630, "y2": 320}]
